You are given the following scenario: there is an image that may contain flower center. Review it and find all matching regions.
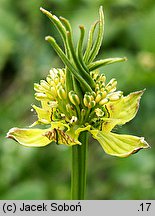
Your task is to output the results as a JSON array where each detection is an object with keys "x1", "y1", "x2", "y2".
[{"x1": 33, "y1": 68, "x2": 122, "y2": 130}]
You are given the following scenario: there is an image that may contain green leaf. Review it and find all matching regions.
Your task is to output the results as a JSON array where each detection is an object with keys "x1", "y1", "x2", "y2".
[
  {"x1": 92, "y1": 130, "x2": 150, "y2": 158},
  {"x1": 102, "y1": 90, "x2": 145, "y2": 132}
]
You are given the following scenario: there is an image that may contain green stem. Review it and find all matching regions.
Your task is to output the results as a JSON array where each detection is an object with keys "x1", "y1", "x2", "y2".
[{"x1": 71, "y1": 131, "x2": 88, "y2": 200}]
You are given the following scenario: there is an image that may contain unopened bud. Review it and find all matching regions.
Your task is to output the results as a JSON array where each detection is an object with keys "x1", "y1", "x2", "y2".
[
  {"x1": 83, "y1": 94, "x2": 91, "y2": 107},
  {"x1": 88, "y1": 100, "x2": 96, "y2": 109},
  {"x1": 50, "y1": 87, "x2": 57, "y2": 97},
  {"x1": 83, "y1": 92, "x2": 95, "y2": 107},
  {"x1": 57, "y1": 85, "x2": 67, "y2": 99},
  {"x1": 101, "y1": 90, "x2": 107, "y2": 99},
  {"x1": 95, "y1": 93, "x2": 102, "y2": 103},
  {"x1": 68, "y1": 91, "x2": 80, "y2": 106},
  {"x1": 90, "y1": 70, "x2": 99, "y2": 81},
  {"x1": 92, "y1": 91, "x2": 96, "y2": 98},
  {"x1": 99, "y1": 74, "x2": 106, "y2": 84},
  {"x1": 95, "y1": 90, "x2": 107, "y2": 103}
]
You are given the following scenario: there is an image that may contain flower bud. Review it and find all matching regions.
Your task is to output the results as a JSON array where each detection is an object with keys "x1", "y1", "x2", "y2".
[
  {"x1": 50, "y1": 87, "x2": 57, "y2": 97},
  {"x1": 90, "y1": 70, "x2": 99, "y2": 81},
  {"x1": 57, "y1": 85, "x2": 67, "y2": 99},
  {"x1": 83, "y1": 94, "x2": 90, "y2": 107},
  {"x1": 101, "y1": 90, "x2": 107, "y2": 99},
  {"x1": 88, "y1": 100, "x2": 96, "y2": 108},
  {"x1": 95, "y1": 93, "x2": 102, "y2": 103},
  {"x1": 84, "y1": 92, "x2": 96, "y2": 108},
  {"x1": 99, "y1": 74, "x2": 106, "y2": 84},
  {"x1": 68, "y1": 91, "x2": 80, "y2": 106},
  {"x1": 92, "y1": 91, "x2": 96, "y2": 98}
]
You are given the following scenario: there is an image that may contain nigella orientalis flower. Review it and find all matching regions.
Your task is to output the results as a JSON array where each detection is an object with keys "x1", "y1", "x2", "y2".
[{"x1": 7, "y1": 6, "x2": 150, "y2": 157}]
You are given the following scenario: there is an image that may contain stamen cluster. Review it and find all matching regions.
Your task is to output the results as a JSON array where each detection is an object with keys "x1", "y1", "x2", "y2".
[{"x1": 33, "y1": 68, "x2": 122, "y2": 130}]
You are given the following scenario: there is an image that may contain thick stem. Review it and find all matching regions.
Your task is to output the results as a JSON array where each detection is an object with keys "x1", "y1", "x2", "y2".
[{"x1": 71, "y1": 131, "x2": 88, "y2": 200}]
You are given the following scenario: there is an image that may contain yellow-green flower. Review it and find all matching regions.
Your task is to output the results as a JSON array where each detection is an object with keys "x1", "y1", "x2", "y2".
[
  {"x1": 7, "y1": 67, "x2": 149, "y2": 157},
  {"x1": 7, "y1": 6, "x2": 149, "y2": 158}
]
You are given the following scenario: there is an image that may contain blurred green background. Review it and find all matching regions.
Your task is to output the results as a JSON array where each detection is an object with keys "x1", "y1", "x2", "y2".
[{"x1": 0, "y1": 0, "x2": 155, "y2": 200}]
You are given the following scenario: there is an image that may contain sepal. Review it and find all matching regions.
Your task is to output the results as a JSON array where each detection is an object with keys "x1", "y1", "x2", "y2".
[{"x1": 91, "y1": 130, "x2": 150, "y2": 157}]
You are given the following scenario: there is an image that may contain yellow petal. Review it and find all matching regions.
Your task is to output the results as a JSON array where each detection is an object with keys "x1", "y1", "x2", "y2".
[
  {"x1": 7, "y1": 127, "x2": 52, "y2": 147},
  {"x1": 65, "y1": 124, "x2": 91, "y2": 146},
  {"x1": 102, "y1": 90, "x2": 144, "y2": 132},
  {"x1": 7, "y1": 122, "x2": 90, "y2": 147},
  {"x1": 92, "y1": 130, "x2": 150, "y2": 157},
  {"x1": 31, "y1": 103, "x2": 51, "y2": 126}
]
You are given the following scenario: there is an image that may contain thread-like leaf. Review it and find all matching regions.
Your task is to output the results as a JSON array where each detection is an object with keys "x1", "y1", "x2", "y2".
[
  {"x1": 88, "y1": 6, "x2": 104, "y2": 63},
  {"x1": 46, "y1": 36, "x2": 93, "y2": 92},
  {"x1": 88, "y1": 57, "x2": 127, "y2": 71},
  {"x1": 84, "y1": 21, "x2": 99, "y2": 63}
]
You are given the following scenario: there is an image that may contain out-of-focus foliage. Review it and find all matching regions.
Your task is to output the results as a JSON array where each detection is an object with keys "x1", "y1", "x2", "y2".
[{"x1": 0, "y1": 0, "x2": 155, "y2": 199}]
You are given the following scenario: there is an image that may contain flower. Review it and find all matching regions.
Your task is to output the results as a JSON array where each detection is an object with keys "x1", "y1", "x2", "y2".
[
  {"x1": 7, "y1": 68, "x2": 149, "y2": 157},
  {"x1": 7, "y1": 7, "x2": 150, "y2": 157}
]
